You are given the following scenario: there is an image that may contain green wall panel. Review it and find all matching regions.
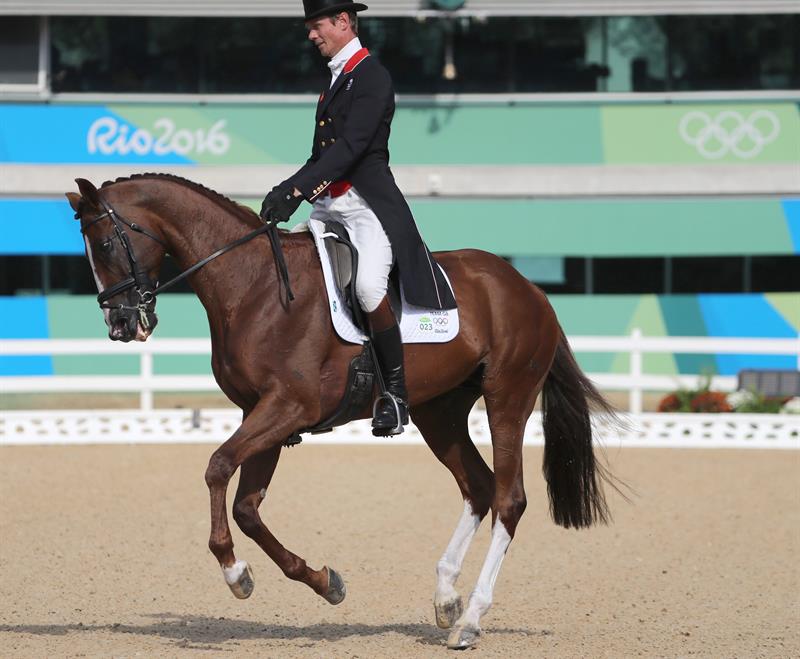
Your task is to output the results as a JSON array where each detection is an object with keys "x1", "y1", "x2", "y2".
[
  {"x1": 545, "y1": 295, "x2": 640, "y2": 373},
  {"x1": 403, "y1": 198, "x2": 793, "y2": 257},
  {"x1": 48, "y1": 295, "x2": 138, "y2": 375},
  {"x1": 245, "y1": 196, "x2": 795, "y2": 259},
  {"x1": 765, "y1": 292, "x2": 800, "y2": 332},
  {"x1": 390, "y1": 105, "x2": 603, "y2": 164},
  {"x1": 658, "y1": 295, "x2": 715, "y2": 374},
  {"x1": 615, "y1": 296, "x2": 677, "y2": 376},
  {"x1": 47, "y1": 294, "x2": 212, "y2": 376},
  {"x1": 602, "y1": 103, "x2": 800, "y2": 164}
]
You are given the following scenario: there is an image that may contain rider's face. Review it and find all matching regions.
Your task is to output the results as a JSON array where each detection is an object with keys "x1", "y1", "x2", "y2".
[{"x1": 306, "y1": 13, "x2": 352, "y2": 59}]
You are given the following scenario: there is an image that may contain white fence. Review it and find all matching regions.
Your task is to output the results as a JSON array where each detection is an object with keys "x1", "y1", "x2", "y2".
[
  {"x1": 1, "y1": 408, "x2": 798, "y2": 450},
  {"x1": 1, "y1": 332, "x2": 798, "y2": 449},
  {"x1": 1, "y1": 330, "x2": 797, "y2": 413}
]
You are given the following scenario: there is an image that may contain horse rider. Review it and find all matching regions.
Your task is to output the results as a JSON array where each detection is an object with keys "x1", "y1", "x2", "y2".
[{"x1": 260, "y1": 0, "x2": 457, "y2": 437}]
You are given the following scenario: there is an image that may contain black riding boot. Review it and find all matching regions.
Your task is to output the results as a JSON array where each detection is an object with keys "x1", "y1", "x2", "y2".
[{"x1": 370, "y1": 323, "x2": 409, "y2": 436}]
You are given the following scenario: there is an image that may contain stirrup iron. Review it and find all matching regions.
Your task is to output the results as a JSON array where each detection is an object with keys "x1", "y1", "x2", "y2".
[{"x1": 372, "y1": 391, "x2": 406, "y2": 436}]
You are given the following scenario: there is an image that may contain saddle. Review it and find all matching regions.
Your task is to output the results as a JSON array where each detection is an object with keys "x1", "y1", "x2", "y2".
[
  {"x1": 284, "y1": 220, "x2": 377, "y2": 447},
  {"x1": 319, "y1": 221, "x2": 402, "y2": 332}
]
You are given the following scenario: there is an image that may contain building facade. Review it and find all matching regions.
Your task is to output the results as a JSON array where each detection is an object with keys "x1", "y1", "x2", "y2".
[{"x1": 1, "y1": 0, "x2": 798, "y2": 377}]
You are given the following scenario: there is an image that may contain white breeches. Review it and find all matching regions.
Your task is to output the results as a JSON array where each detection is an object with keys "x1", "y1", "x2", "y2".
[{"x1": 310, "y1": 187, "x2": 393, "y2": 313}]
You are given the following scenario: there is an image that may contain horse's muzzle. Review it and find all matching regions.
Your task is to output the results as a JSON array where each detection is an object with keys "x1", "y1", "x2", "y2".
[
  {"x1": 109, "y1": 311, "x2": 137, "y2": 342},
  {"x1": 108, "y1": 308, "x2": 158, "y2": 342}
]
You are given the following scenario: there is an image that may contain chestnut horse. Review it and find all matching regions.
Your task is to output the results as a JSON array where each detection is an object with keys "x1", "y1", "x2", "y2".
[{"x1": 67, "y1": 174, "x2": 613, "y2": 650}]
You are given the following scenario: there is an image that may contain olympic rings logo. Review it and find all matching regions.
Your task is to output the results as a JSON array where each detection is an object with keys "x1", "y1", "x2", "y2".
[
  {"x1": 418, "y1": 315, "x2": 449, "y2": 332},
  {"x1": 678, "y1": 110, "x2": 780, "y2": 159}
]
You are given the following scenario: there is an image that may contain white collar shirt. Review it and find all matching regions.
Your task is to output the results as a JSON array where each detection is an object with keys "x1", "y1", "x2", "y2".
[{"x1": 328, "y1": 37, "x2": 363, "y2": 88}]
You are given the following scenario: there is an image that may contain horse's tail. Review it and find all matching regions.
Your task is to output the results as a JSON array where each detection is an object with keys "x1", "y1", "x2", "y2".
[{"x1": 541, "y1": 328, "x2": 616, "y2": 529}]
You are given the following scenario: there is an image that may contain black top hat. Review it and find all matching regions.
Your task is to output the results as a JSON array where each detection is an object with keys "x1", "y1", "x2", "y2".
[{"x1": 303, "y1": 0, "x2": 368, "y2": 21}]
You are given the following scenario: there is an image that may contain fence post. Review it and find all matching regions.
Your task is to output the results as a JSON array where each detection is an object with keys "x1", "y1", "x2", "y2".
[
  {"x1": 796, "y1": 335, "x2": 800, "y2": 371},
  {"x1": 630, "y1": 327, "x2": 643, "y2": 414},
  {"x1": 140, "y1": 349, "x2": 153, "y2": 412}
]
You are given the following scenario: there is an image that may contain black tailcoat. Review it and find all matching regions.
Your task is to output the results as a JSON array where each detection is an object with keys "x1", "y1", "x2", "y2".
[{"x1": 283, "y1": 49, "x2": 457, "y2": 310}]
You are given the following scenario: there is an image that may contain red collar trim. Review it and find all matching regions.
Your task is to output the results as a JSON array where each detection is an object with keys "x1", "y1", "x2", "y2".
[{"x1": 343, "y1": 48, "x2": 370, "y2": 75}]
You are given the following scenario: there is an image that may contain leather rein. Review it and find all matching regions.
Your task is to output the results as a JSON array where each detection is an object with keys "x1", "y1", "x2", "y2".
[{"x1": 79, "y1": 198, "x2": 294, "y2": 327}]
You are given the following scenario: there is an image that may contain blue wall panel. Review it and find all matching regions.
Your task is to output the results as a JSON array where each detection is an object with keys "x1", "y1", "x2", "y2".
[
  {"x1": 0, "y1": 297, "x2": 52, "y2": 375},
  {"x1": 0, "y1": 106, "x2": 191, "y2": 164},
  {"x1": 0, "y1": 200, "x2": 84, "y2": 255},
  {"x1": 782, "y1": 199, "x2": 800, "y2": 253},
  {"x1": 698, "y1": 294, "x2": 797, "y2": 375}
]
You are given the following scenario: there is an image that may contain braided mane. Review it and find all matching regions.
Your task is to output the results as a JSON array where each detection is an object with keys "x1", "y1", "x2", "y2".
[{"x1": 101, "y1": 173, "x2": 260, "y2": 222}]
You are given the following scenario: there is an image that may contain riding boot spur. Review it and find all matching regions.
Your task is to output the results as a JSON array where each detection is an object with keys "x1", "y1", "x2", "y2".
[{"x1": 370, "y1": 323, "x2": 409, "y2": 436}]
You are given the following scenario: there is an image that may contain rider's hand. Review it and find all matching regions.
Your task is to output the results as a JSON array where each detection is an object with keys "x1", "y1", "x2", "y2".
[{"x1": 260, "y1": 185, "x2": 303, "y2": 224}]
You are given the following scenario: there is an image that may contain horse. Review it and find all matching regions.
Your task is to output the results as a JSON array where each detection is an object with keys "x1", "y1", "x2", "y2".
[{"x1": 66, "y1": 173, "x2": 615, "y2": 650}]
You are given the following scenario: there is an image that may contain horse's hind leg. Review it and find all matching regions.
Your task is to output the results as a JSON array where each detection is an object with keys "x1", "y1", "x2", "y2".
[
  {"x1": 447, "y1": 371, "x2": 543, "y2": 650},
  {"x1": 230, "y1": 446, "x2": 341, "y2": 602},
  {"x1": 411, "y1": 387, "x2": 494, "y2": 630}
]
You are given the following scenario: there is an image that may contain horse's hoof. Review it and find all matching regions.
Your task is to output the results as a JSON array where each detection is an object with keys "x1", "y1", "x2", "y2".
[
  {"x1": 435, "y1": 596, "x2": 463, "y2": 629},
  {"x1": 447, "y1": 624, "x2": 481, "y2": 650},
  {"x1": 223, "y1": 560, "x2": 254, "y2": 599},
  {"x1": 322, "y1": 566, "x2": 346, "y2": 605}
]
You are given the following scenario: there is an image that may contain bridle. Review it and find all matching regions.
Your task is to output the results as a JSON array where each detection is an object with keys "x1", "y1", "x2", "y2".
[{"x1": 79, "y1": 197, "x2": 293, "y2": 328}]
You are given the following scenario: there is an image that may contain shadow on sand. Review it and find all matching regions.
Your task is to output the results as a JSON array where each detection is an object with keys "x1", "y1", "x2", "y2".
[{"x1": 0, "y1": 613, "x2": 549, "y2": 650}]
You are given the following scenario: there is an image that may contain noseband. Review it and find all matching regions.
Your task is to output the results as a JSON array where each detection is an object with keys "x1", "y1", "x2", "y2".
[{"x1": 79, "y1": 197, "x2": 293, "y2": 327}]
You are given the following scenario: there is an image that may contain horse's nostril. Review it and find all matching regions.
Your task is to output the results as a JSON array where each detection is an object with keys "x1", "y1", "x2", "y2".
[{"x1": 109, "y1": 317, "x2": 131, "y2": 341}]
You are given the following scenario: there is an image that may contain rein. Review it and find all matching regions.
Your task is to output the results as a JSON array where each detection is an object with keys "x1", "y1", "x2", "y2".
[{"x1": 80, "y1": 199, "x2": 294, "y2": 325}]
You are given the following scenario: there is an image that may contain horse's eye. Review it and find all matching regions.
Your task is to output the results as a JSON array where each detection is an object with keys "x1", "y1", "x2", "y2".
[{"x1": 100, "y1": 239, "x2": 113, "y2": 253}]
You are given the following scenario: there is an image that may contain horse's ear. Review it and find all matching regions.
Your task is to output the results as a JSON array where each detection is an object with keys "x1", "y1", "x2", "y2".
[
  {"x1": 75, "y1": 178, "x2": 100, "y2": 207},
  {"x1": 65, "y1": 192, "x2": 82, "y2": 214}
]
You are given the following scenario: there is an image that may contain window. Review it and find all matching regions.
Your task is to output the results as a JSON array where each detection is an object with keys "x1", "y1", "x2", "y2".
[
  {"x1": 0, "y1": 16, "x2": 41, "y2": 88},
  {"x1": 49, "y1": 15, "x2": 800, "y2": 95},
  {"x1": 672, "y1": 257, "x2": 744, "y2": 293},
  {"x1": 51, "y1": 17, "x2": 326, "y2": 94},
  {"x1": 593, "y1": 258, "x2": 664, "y2": 294},
  {"x1": 0, "y1": 255, "x2": 193, "y2": 295},
  {"x1": 47, "y1": 256, "x2": 96, "y2": 294},
  {"x1": 668, "y1": 15, "x2": 800, "y2": 91},
  {"x1": 606, "y1": 16, "x2": 668, "y2": 92},
  {"x1": 3, "y1": 254, "x2": 797, "y2": 297},
  {"x1": 0, "y1": 256, "x2": 44, "y2": 295},
  {"x1": 751, "y1": 256, "x2": 800, "y2": 292},
  {"x1": 520, "y1": 256, "x2": 800, "y2": 295},
  {"x1": 535, "y1": 258, "x2": 588, "y2": 294}
]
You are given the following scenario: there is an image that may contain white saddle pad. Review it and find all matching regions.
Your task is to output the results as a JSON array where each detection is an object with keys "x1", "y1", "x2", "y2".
[{"x1": 298, "y1": 219, "x2": 459, "y2": 345}]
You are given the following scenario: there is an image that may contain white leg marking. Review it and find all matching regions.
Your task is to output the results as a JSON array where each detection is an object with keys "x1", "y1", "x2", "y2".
[
  {"x1": 436, "y1": 500, "x2": 481, "y2": 604},
  {"x1": 221, "y1": 559, "x2": 249, "y2": 586},
  {"x1": 458, "y1": 520, "x2": 513, "y2": 629}
]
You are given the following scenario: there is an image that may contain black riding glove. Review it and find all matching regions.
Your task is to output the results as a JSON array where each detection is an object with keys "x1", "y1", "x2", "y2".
[{"x1": 260, "y1": 185, "x2": 303, "y2": 224}]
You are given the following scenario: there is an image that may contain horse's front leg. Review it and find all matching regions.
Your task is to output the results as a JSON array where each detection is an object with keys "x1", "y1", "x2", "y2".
[
  {"x1": 203, "y1": 394, "x2": 318, "y2": 599},
  {"x1": 231, "y1": 447, "x2": 345, "y2": 604}
]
